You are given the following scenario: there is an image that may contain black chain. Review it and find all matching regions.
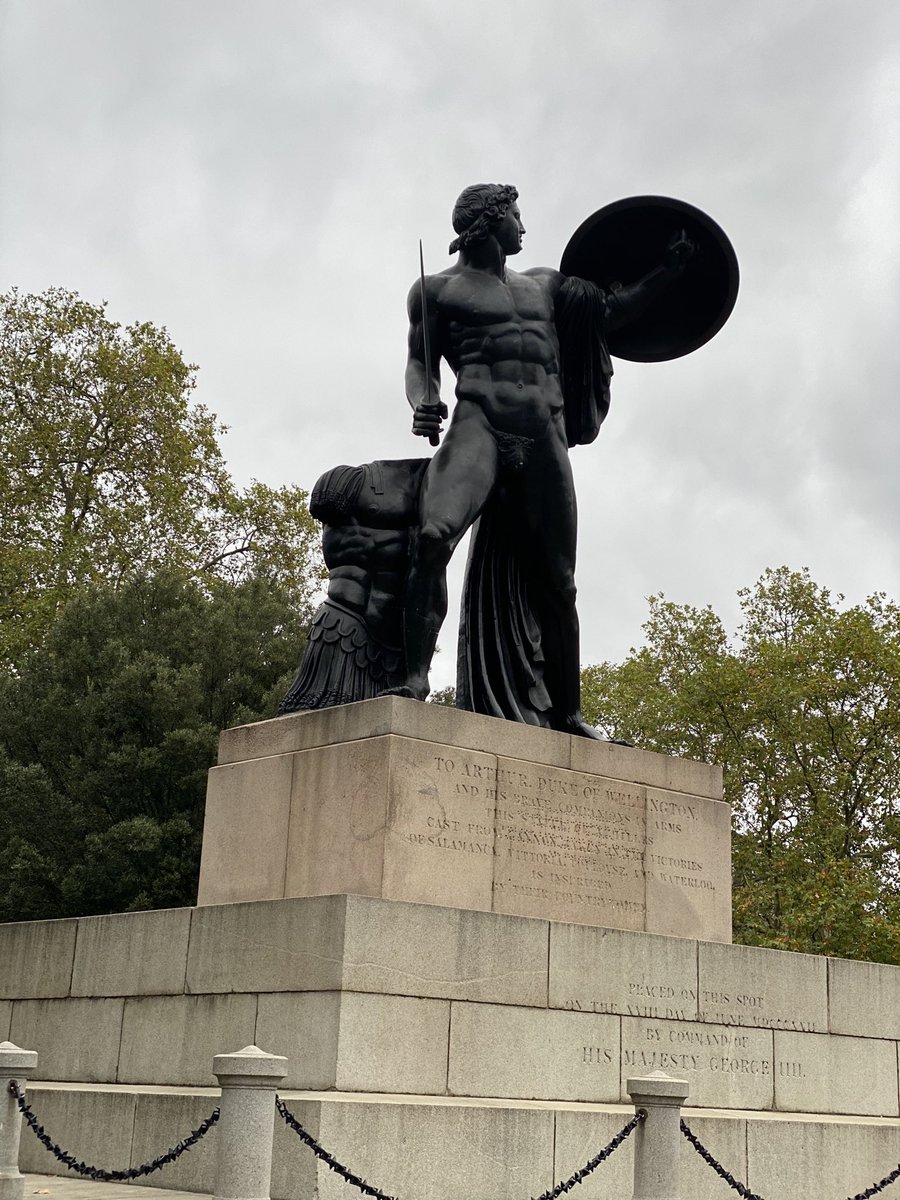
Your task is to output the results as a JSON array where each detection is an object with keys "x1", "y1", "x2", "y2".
[
  {"x1": 681, "y1": 1119, "x2": 765, "y2": 1200},
  {"x1": 682, "y1": 1117, "x2": 900, "y2": 1200},
  {"x1": 275, "y1": 1095, "x2": 397, "y2": 1200},
  {"x1": 530, "y1": 1109, "x2": 644, "y2": 1200},
  {"x1": 276, "y1": 1096, "x2": 641, "y2": 1200},
  {"x1": 9, "y1": 1079, "x2": 219, "y2": 1182}
]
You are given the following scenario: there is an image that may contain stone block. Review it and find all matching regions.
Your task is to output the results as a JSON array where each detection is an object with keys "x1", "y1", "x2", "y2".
[
  {"x1": 197, "y1": 753, "x2": 295, "y2": 905},
  {"x1": 492, "y1": 759, "x2": 646, "y2": 928},
  {"x1": 621, "y1": 1016, "x2": 774, "y2": 1110},
  {"x1": 308, "y1": 1095, "x2": 556, "y2": 1200},
  {"x1": 219, "y1": 695, "x2": 575, "y2": 769},
  {"x1": 747, "y1": 1116, "x2": 900, "y2": 1198},
  {"x1": 570, "y1": 735, "x2": 723, "y2": 799},
  {"x1": 379, "y1": 737, "x2": 496, "y2": 909},
  {"x1": 15, "y1": 1085, "x2": 137, "y2": 1177},
  {"x1": 9, "y1": 998, "x2": 123, "y2": 1082},
  {"x1": 644, "y1": 788, "x2": 732, "y2": 942},
  {"x1": 71, "y1": 907, "x2": 192, "y2": 997},
  {"x1": 258, "y1": 991, "x2": 451, "y2": 1093},
  {"x1": 117, "y1": 993, "x2": 258, "y2": 1086},
  {"x1": 698, "y1": 942, "x2": 827, "y2": 1032},
  {"x1": 0, "y1": 918, "x2": 77, "y2": 999},
  {"x1": 773, "y1": 1030, "x2": 899, "y2": 1116},
  {"x1": 341, "y1": 896, "x2": 549, "y2": 1006},
  {"x1": 270, "y1": 1096, "x2": 321, "y2": 1200},
  {"x1": 448, "y1": 1001, "x2": 619, "y2": 1102},
  {"x1": 829, "y1": 956, "x2": 900, "y2": 1039},
  {"x1": 186, "y1": 895, "x2": 346, "y2": 994},
  {"x1": 679, "y1": 1113, "x2": 750, "y2": 1200},
  {"x1": 549, "y1": 923, "x2": 699, "y2": 1020},
  {"x1": 129, "y1": 1090, "x2": 219, "y2": 1193},
  {"x1": 284, "y1": 739, "x2": 391, "y2": 901},
  {"x1": 0, "y1": 1000, "x2": 10, "y2": 1039}
]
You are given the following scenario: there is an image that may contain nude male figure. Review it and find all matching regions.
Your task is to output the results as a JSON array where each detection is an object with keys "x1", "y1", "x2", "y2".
[{"x1": 392, "y1": 183, "x2": 693, "y2": 738}]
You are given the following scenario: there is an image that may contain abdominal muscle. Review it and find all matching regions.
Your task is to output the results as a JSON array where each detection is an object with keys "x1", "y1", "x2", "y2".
[{"x1": 453, "y1": 358, "x2": 565, "y2": 439}]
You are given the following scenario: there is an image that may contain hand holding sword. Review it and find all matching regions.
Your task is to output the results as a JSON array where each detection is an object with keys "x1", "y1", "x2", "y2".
[{"x1": 411, "y1": 240, "x2": 447, "y2": 447}]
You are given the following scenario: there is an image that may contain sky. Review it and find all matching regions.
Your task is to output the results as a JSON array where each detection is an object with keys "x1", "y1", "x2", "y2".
[{"x1": 2, "y1": 0, "x2": 899, "y2": 691}]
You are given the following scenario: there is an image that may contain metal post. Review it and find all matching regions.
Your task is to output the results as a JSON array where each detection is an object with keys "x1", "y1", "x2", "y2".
[
  {"x1": 0, "y1": 1041, "x2": 39, "y2": 1200},
  {"x1": 627, "y1": 1070, "x2": 690, "y2": 1200},
  {"x1": 212, "y1": 1044, "x2": 287, "y2": 1200}
]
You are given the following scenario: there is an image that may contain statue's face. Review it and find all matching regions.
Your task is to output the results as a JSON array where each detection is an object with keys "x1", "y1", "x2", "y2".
[{"x1": 495, "y1": 204, "x2": 525, "y2": 255}]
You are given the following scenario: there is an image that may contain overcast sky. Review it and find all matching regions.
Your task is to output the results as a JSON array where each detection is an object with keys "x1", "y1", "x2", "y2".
[{"x1": 2, "y1": 0, "x2": 898, "y2": 690}]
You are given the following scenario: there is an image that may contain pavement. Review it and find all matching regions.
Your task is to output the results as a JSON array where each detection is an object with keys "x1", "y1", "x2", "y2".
[{"x1": 23, "y1": 1176, "x2": 207, "y2": 1200}]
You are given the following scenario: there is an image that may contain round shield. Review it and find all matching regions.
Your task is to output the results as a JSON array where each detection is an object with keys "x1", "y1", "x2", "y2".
[{"x1": 559, "y1": 195, "x2": 739, "y2": 362}]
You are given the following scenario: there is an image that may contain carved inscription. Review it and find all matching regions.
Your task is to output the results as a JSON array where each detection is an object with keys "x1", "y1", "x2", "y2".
[
  {"x1": 565, "y1": 978, "x2": 698, "y2": 1022},
  {"x1": 491, "y1": 759, "x2": 646, "y2": 922},
  {"x1": 700, "y1": 989, "x2": 818, "y2": 1032}
]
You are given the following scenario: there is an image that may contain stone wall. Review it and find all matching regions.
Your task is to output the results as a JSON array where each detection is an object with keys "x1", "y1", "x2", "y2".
[{"x1": 3, "y1": 895, "x2": 900, "y2": 1117}]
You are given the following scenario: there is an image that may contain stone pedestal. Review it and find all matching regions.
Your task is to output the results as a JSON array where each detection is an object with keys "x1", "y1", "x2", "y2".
[{"x1": 197, "y1": 697, "x2": 731, "y2": 942}]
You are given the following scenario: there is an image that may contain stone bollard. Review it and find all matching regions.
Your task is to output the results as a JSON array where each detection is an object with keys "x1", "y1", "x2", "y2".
[
  {"x1": 0, "y1": 1041, "x2": 39, "y2": 1200},
  {"x1": 213, "y1": 1045, "x2": 287, "y2": 1200},
  {"x1": 627, "y1": 1070, "x2": 690, "y2": 1200}
]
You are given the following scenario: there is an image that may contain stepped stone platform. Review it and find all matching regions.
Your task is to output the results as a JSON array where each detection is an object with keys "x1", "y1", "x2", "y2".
[{"x1": 3, "y1": 701, "x2": 900, "y2": 1198}]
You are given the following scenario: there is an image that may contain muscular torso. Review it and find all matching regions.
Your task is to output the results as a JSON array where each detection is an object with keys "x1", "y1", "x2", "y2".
[{"x1": 436, "y1": 267, "x2": 565, "y2": 438}]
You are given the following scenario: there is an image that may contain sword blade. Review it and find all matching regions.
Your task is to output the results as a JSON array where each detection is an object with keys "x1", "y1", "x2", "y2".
[{"x1": 419, "y1": 239, "x2": 439, "y2": 446}]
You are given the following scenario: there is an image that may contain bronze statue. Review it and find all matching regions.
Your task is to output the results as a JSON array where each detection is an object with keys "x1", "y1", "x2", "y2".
[
  {"x1": 385, "y1": 184, "x2": 696, "y2": 738},
  {"x1": 280, "y1": 186, "x2": 738, "y2": 733},
  {"x1": 279, "y1": 459, "x2": 427, "y2": 713}
]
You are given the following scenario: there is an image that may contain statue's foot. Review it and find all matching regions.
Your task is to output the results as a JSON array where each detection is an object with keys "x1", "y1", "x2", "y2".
[
  {"x1": 558, "y1": 713, "x2": 634, "y2": 745},
  {"x1": 377, "y1": 684, "x2": 429, "y2": 702}
]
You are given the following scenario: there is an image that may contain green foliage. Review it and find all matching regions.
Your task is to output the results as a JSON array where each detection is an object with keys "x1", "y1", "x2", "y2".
[
  {"x1": 0, "y1": 287, "x2": 322, "y2": 663},
  {"x1": 0, "y1": 571, "x2": 309, "y2": 921},
  {"x1": 581, "y1": 567, "x2": 900, "y2": 964},
  {"x1": 429, "y1": 686, "x2": 457, "y2": 707}
]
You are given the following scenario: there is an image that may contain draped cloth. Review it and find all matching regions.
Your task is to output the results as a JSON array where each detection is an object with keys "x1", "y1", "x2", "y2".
[{"x1": 457, "y1": 277, "x2": 616, "y2": 725}]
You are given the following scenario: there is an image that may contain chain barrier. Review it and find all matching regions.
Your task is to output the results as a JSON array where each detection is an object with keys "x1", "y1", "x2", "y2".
[
  {"x1": 682, "y1": 1117, "x2": 900, "y2": 1200},
  {"x1": 276, "y1": 1095, "x2": 642, "y2": 1200},
  {"x1": 680, "y1": 1118, "x2": 765, "y2": 1200},
  {"x1": 9, "y1": 1079, "x2": 220, "y2": 1183}
]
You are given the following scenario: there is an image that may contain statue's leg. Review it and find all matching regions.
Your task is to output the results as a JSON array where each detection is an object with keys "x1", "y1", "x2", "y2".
[
  {"x1": 393, "y1": 404, "x2": 499, "y2": 700},
  {"x1": 520, "y1": 433, "x2": 603, "y2": 739}
]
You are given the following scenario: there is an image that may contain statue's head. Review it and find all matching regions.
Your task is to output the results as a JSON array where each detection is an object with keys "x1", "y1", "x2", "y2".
[{"x1": 449, "y1": 183, "x2": 519, "y2": 255}]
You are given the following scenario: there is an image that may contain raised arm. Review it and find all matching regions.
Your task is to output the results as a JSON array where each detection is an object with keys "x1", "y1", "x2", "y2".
[
  {"x1": 405, "y1": 278, "x2": 447, "y2": 442},
  {"x1": 605, "y1": 229, "x2": 696, "y2": 331}
]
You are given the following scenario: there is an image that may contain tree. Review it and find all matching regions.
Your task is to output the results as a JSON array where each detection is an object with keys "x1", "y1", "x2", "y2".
[
  {"x1": 0, "y1": 287, "x2": 321, "y2": 663},
  {"x1": 0, "y1": 570, "x2": 310, "y2": 921},
  {"x1": 581, "y1": 568, "x2": 900, "y2": 964}
]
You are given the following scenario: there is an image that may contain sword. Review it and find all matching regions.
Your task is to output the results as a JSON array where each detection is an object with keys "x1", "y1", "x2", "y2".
[{"x1": 418, "y1": 239, "x2": 440, "y2": 447}]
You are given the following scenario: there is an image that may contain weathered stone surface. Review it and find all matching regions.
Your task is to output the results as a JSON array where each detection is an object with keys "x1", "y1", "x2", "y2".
[
  {"x1": 448, "y1": 1001, "x2": 619, "y2": 1102},
  {"x1": 380, "y1": 737, "x2": 496, "y2": 909},
  {"x1": 117, "y1": 994, "x2": 258, "y2": 1086},
  {"x1": 549, "y1": 923, "x2": 699, "y2": 1020},
  {"x1": 311, "y1": 1095, "x2": 555, "y2": 1200},
  {"x1": 0, "y1": 919, "x2": 77, "y2": 999},
  {"x1": 256, "y1": 992, "x2": 342, "y2": 1090},
  {"x1": 698, "y1": 942, "x2": 828, "y2": 1032},
  {"x1": 829, "y1": 956, "x2": 900, "y2": 1040},
  {"x1": 186, "y1": 895, "x2": 346, "y2": 994},
  {"x1": 197, "y1": 754, "x2": 294, "y2": 905},
  {"x1": 621, "y1": 1016, "x2": 774, "y2": 1110},
  {"x1": 258, "y1": 991, "x2": 451, "y2": 1093},
  {"x1": 644, "y1": 787, "x2": 731, "y2": 942},
  {"x1": 0, "y1": 1001, "x2": 11, "y2": 1040},
  {"x1": 15, "y1": 1086, "x2": 137, "y2": 1176},
  {"x1": 342, "y1": 896, "x2": 548, "y2": 1006},
  {"x1": 204, "y1": 706, "x2": 732, "y2": 939},
  {"x1": 773, "y1": 1030, "x2": 899, "y2": 1116},
  {"x1": 219, "y1": 695, "x2": 574, "y2": 769},
  {"x1": 284, "y1": 739, "x2": 390, "y2": 901},
  {"x1": 130, "y1": 1091, "x2": 219, "y2": 1193},
  {"x1": 678, "y1": 1113, "x2": 751, "y2": 1200},
  {"x1": 71, "y1": 907, "x2": 191, "y2": 997},
  {"x1": 10, "y1": 999, "x2": 123, "y2": 1082},
  {"x1": 492, "y1": 759, "x2": 646, "y2": 928},
  {"x1": 270, "y1": 1096, "x2": 321, "y2": 1200},
  {"x1": 747, "y1": 1116, "x2": 900, "y2": 1198},
  {"x1": 569, "y1": 733, "x2": 723, "y2": 798}
]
